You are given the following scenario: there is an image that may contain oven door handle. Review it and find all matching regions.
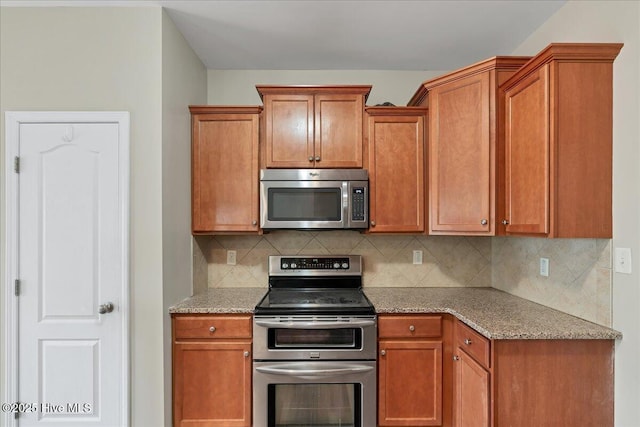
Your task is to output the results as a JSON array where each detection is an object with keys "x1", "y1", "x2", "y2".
[
  {"x1": 255, "y1": 364, "x2": 374, "y2": 377},
  {"x1": 254, "y1": 319, "x2": 375, "y2": 329}
]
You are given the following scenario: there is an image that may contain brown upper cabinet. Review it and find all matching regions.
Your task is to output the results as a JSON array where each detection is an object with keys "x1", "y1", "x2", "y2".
[
  {"x1": 408, "y1": 57, "x2": 530, "y2": 236},
  {"x1": 501, "y1": 43, "x2": 622, "y2": 237},
  {"x1": 365, "y1": 107, "x2": 428, "y2": 233},
  {"x1": 257, "y1": 85, "x2": 371, "y2": 168},
  {"x1": 190, "y1": 106, "x2": 261, "y2": 234}
]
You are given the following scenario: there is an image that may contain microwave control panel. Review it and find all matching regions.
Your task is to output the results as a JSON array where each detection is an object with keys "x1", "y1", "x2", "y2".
[{"x1": 352, "y1": 188, "x2": 366, "y2": 221}]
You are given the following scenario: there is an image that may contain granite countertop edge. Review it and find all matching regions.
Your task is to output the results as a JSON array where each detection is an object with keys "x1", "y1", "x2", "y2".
[{"x1": 168, "y1": 287, "x2": 622, "y2": 341}]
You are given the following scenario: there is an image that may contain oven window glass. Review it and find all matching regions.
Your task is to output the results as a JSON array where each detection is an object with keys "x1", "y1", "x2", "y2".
[
  {"x1": 271, "y1": 328, "x2": 360, "y2": 349},
  {"x1": 269, "y1": 383, "x2": 359, "y2": 427},
  {"x1": 268, "y1": 188, "x2": 341, "y2": 221}
]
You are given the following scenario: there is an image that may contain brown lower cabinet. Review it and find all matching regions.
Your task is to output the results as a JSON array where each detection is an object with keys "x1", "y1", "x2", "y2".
[{"x1": 172, "y1": 314, "x2": 252, "y2": 427}]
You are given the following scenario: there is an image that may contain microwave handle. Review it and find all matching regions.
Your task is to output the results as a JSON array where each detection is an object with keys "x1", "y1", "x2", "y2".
[{"x1": 255, "y1": 319, "x2": 375, "y2": 329}]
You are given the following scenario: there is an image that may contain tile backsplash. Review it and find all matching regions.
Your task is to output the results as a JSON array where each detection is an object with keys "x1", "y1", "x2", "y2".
[
  {"x1": 193, "y1": 232, "x2": 613, "y2": 327},
  {"x1": 194, "y1": 231, "x2": 492, "y2": 289},
  {"x1": 492, "y1": 237, "x2": 612, "y2": 327}
]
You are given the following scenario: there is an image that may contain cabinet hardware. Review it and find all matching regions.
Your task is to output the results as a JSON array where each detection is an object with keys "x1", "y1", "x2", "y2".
[
  {"x1": 252, "y1": 220, "x2": 257, "y2": 226},
  {"x1": 98, "y1": 302, "x2": 114, "y2": 314},
  {"x1": 453, "y1": 355, "x2": 460, "y2": 361},
  {"x1": 244, "y1": 351, "x2": 250, "y2": 357},
  {"x1": 371, "y1": 221, "x2": 376, "y2": 227},
  {"x1": 502, "y1": 219, "x2": 509, "y2": 225},
  {"x1": 409, "y1": 325, "x2": 415, "y2": 332},
  {"x1": 381, "y1": 350, "x2": 386, "y2": 356},
  {"x1": 480, "y1": 219, "x2": 488, "y2": 225},
  {"x1": 315, "y1": 156, "x2": 321, "y2": 162},
  {"x1": 209, "y1": 326, "x2": 216, "y2": 333},
  {"x1": 308, "y1": 156, "x2": 314, "y2": 162},
  {"x1": 464, "y1": 338, "x2": 472, "y2": 345}
]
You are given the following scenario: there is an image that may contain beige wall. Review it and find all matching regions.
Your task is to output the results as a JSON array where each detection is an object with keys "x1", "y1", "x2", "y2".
[
  {"x1": 161, "y1": 10, "x2": 207, "y2": 426},
  {"x1": 207, "y1": 69, "x2": 442, "y2": 106},
  {"x1": 504, "y1": 1, "x2": 640, "y2": 425}
]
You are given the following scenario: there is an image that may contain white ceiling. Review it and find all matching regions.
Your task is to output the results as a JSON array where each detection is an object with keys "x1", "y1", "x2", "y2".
[
  {"x1": 161, "y1": 0, "x2": 566, "y2": 70},
  {"x1": 4, "y1": 0, "x2": 567, "y2": 70}
]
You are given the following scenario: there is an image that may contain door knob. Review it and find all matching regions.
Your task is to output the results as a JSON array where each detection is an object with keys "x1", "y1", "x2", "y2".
[{"x1": 98, "y1": 302, "x2": 114, "y2": 314}]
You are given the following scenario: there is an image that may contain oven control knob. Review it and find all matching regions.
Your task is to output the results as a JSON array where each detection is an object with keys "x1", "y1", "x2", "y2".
[
  {"x1": 290, "y1": 263, "x2": 297, "y2": 269},
  {"x1": 333, "y1": 262, "x2": 340, "y2": 269},
  {"x1": 282, "y1": 263, "x2": 289, "y2": 269},
  {"x1": 341, "y1": 262, "x2": 349, "y2": 269}
]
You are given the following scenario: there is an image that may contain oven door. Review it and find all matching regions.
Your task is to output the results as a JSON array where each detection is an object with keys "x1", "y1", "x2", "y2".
[
  {"x1": 253, "y1": 360, "x2": 376, "y2": 427},
  {"x1": 253, "y1": 316, "x2": 377, "y2": 361}
]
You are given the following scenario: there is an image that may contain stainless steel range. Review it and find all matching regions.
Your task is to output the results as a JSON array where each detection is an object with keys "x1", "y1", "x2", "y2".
[{"x1": 253, "y1": 255, "x2": 376, "y2": 427}]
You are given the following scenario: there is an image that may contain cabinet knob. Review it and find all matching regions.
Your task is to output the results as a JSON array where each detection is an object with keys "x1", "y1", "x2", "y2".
[
  {"x1": 480, "y1": 219, "x2": 488, "y2": 226},
  {"x1": 244, "y1": 351, "x2": 250, "y2": 357},
  {"x1": 315, "y1": 156, "x2": 321, "y2": 162},
  {"x1": 502, "y1": 219, "x2": 509, "y2": 225},
  {"x1": 453, "y1": 355, "x2": 460, "y2": 361},
  {"x1": 209, "y1": 326, "x2": 216, "y2": 333},
  {"x1": 370, "y1": 221, "x2": 376, "y2": 227},
  {"x1": 409, "y1": 325, "x2": 415, "y2": 332},
  {"x1": 308, "y1": 156, "x2": 314, "y2": 162},
  {"x1": 252, "y1": 220, "x2": 257, "y2": 226},
  {"x1": 381, "y1": 350, "x2": 386, "y2": 356},
  {"x1": 464, "y1": 338, "x2": 472, "y2": 345}
]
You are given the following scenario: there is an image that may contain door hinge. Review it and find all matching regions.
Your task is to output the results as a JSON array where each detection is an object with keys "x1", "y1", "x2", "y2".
[
  {"x1": 15, "y1": 279, "x2": 20, "y2": 296},
  {"x1": 14, "y1": 156, "x2": 20, "y2": 173}
]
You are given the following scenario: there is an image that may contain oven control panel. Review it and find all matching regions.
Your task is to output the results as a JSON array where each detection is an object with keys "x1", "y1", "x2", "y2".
[
  {"x1": 269, "y1": 255, "x2": 362, "y2": 276},
  {"x1": 281, "y1": 257, "x2": 349, "y2": 270}
]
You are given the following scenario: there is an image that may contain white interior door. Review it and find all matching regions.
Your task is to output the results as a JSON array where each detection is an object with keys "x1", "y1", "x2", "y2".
[{"x1": 5, "y1": 112, "x2": 129, "y2": 427}]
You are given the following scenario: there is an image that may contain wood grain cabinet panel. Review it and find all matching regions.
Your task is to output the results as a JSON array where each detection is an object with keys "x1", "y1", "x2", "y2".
[
  {"x1": 365, "y1": 107, "x2": 427, "y2": 233},
  {"x1": 190, "y1": 106, "x2": 261, "y2": 234},
  {"x1": 172, "y1": 314, "x2": 252, "y2": 427},
  {"x1": 453, "y1": 349, "x2": 489, "y2": 427},
  {"x1": 409, "y1": 57, "x2": 530, "y2": 236},
  {"x1": 502, "y1": 43, "x2": 623, "y2": 237},
  {"x1": 257, "y1": 86, "x2": 370, "y2": 168}
]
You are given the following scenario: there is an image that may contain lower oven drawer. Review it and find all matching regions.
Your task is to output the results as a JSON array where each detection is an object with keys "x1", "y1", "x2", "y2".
[{"x1": 253, "y1": 360, "x2": 376, "y2": 427}]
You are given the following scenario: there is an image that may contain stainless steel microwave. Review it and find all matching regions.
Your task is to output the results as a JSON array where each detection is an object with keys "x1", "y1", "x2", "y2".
[{"x1": 260, "y1": 169, "x2": 368, "y2": 230}]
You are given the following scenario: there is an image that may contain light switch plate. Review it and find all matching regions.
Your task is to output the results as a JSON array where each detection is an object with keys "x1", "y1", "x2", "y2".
[
  {"x1": 413, "y1": 250, "x2": 423, "y2": 265},
  {"x1": 615, "y1": 247, "x2": 632, "y2": 274},
  {"x1": 539, "y1": 258, "x2": 549, "y2": 277}
]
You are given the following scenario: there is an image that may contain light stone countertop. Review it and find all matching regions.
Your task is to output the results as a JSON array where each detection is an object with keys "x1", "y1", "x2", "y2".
[{"x1": 168, "y1": 287, "x2": 621, "y2": 340}]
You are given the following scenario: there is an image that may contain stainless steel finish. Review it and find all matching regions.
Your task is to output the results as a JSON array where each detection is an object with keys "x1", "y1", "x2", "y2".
[
  {"x1": 209, "y1": 326, "x2": 216, "y2": 333},
  {"x1": 253, "y1": 315, "x2": 377, "y2": 361},
  {"x1": 256, "y1": 362, "x2": 374, "y2": 377},
  {"x1": 260, "y1": 169, "x2": 368, "y2": 181},
  {"x1": 453, "y1": 355, "x2": 460, "y2": 361},
  {"x1": 253, "y1": 360, "x2": 377, "y2": 427},
  {"x1": 464, "y1": 338, "x2": 472, "y2": 345},
  {"x1": 308, "y1": 156, "x2": 314, "y2": 161},
  {"x1": 244, "y1": 351, "x2": 250, "y2": 357},
  {"x1": 268, "y1": 254, "x2": 363, "y2": 277},
  {"x1": 380, "y1": 350, "x2": 386, "y2": 356},
  {"x1": 315, "y1": 156, "x2": 321, "y2": 162},
  {"x1": 481, "y1": 219, "x2": 488, "y2": 225},
  {"x1": 502, "y1": 219, "x2": 510, "y2": 225},
  {"x1": 255, "y1": 318, "x2": 375, "y2": 329},
  {"x1": 409, "y1": 325, "x2": 415, "y2": 332},
  {"x1": 98, "y1": 302, "x2": 114, "y2": 314},
  {"x1": 259, "y1": 169, "x2": 369, "y2": 230}
]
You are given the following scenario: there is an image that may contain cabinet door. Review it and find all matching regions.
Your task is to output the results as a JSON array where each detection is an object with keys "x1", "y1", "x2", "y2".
[
  {"x1": 173, "y1": 341, "x2": 252, "y2": 427},
  {"x1": 263, "y1": 94, "x2": 315, "y2": 168},
  {"x1": 378, "y1": 340, "x2": 442, "y2": 426},
  {"x1": 192, "y1": 113, "x2": 259, "y2": 233},
  {"x1": 367, "y1": 114, "x2": 425, "y2": 232},
  {"x1": 429, "y1": 73, "x2": 492, "y2": 234},
  {"x1": 504, "y1": 65, "x2": 550, "y2": 235},
  {"x1": 314, "y1": 94, "x2": 364, "y2": 168},
  {"x1": 453, "y1": 349, "x2": 490, "y2": 427}
]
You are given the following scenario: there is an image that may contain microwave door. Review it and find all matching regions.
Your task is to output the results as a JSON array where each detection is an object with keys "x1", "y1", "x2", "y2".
[{"x1": 260, "y1": 181, "x2": 346, "y2": 229}]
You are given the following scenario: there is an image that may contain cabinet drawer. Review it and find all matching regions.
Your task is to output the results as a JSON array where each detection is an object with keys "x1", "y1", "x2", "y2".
[
  {"x1": 456, "y1": 321, "x2": 490, "y2": 369},
  {"x1": 378, "y1": 315, "x2": 442, "y2": 338},
  {"x1": 174, "y1": 315, "x2": 252, "y2": 340}
]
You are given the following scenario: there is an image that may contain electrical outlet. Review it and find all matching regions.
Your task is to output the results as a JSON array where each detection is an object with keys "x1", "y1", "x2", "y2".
[
  {"x1": 539, "y1": 257, "x2": 549, "y2": 277},
  {"x1": 413, "y1": 250, "x2": 423, "y2": 265},
  {"x1": 227, "y1": 250, "x2": 237, "y2": 266},
  {"x1": 615, "y1": 247, "x2": 632, "y2": 274}
]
